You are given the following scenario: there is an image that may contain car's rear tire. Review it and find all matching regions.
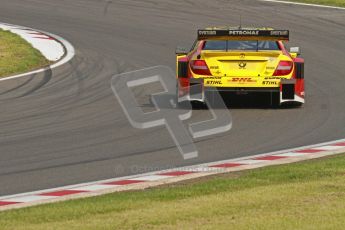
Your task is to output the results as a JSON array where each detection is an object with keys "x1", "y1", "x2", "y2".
[
  {"x1": 270, "y1": 92, "x2": 280, "y2": 108},
  {"x1": 176, "y1": 83, "x2": 189, "y2": 108},
  {"x1": 191, "y1": 101, "x2": 207, "y2": 109}
]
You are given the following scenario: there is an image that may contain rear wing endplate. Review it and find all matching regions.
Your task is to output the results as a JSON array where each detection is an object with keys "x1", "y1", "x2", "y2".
[{"x1": 197, "y1": 29, "x2": 289, "y2": 41}]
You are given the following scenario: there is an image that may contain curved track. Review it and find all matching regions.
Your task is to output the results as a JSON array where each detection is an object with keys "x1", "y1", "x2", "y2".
[{"x1": 0, "y1": 0, "x2": 344, "y2": 196}]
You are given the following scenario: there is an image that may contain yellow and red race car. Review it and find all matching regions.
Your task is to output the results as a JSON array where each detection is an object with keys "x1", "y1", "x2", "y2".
[{"x1": 176, "y1": 27, "x2": 304, "y2": 106}]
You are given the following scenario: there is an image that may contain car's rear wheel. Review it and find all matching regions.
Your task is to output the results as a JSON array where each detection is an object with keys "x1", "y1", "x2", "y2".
[
  {"x1": 270, "y1": 92, "x2": 280, "y2": 108},
  {"x1": 176, "y1": 83, "x2": 189, "y2": 108},
  {"x1": 176, "y1": 83, "x2": 207, "y2": 109}
]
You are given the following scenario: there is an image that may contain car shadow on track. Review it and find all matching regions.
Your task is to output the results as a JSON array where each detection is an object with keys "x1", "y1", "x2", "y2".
[
  {"x1": 143, "y1": 93, "x2": 301, "y2": 111},
  {"x1": 192, "y1": 93, "x2": 302, "y2": 110}
]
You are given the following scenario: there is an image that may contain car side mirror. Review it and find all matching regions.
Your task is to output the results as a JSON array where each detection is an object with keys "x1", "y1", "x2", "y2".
[
  {"x1": 175, "y1": 46, "x2": 188, "y2": 55},
  {"x1": 289, "y1": 47, "x2": 301, "y2": 56}
]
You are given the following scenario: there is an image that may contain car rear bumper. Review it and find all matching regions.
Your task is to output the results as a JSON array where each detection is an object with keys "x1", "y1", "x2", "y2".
[
  {"x1": 205, "y1": 87, "x2": 279, "y2": 93},
  {"x1": 177, "y1": 78, "x2": 305, "y2": 105}
]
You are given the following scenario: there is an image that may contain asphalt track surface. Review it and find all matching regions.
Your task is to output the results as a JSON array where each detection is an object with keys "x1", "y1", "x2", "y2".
[{"x1": 0, "y1": 0, "x2": 344, "y2": 196}]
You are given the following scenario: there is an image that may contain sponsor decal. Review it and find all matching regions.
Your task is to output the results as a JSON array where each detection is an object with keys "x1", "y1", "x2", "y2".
[
  {"x1": 198, "y1": 30, "x2": 216, "y2": 36},
  {"x1": 229, "y1": 78, "x2": 256, "y2": 83},
  {"x1": 270, "y1": 30, "x2": 289, "y2": 36},
  {"x1": 228, "y1": 30, "x2": 259, "y2": 36},
  {"x1": 262, "y1": 81, "x2": 278, "y2": 86},
  {"x1": 209, "y1": 66, "x2": 221, "y2": 75},
  {"x1": 206, "y1": 80, "x2": 222, "y2": 85}
]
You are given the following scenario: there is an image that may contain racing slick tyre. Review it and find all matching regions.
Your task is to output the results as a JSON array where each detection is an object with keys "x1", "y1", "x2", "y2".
[
  {"x1": 175, "y1": 83, "x2": 188, "y2": 109},
  {"x1": 191, "y1": 101, "x2": 207, "y2": 109},
  {"x1": 176, "y1": 84, "x2": 206, "y2": 109},
  {"x1": 270, "y1": 92, "x2": 280, "y2": 108}
]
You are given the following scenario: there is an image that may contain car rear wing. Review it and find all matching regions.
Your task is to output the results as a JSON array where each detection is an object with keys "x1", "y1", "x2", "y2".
[{"x1": 197, "y1": 29, "x2": 289, "y2": 41}]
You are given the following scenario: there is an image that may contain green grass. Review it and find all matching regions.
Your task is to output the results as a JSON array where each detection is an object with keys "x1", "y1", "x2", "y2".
[
  {"x1": 284, "y1": 0, "x2": 345, "y2": 7},
  {"x1": 0, "y1": 29, "x2": 49, "y2": 77},
  {"x1": 1, "y1": 154, "x2": 345, "y2": 229}
]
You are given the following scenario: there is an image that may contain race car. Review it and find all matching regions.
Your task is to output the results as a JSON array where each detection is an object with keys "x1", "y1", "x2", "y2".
[{"x1": 175, "y1": 27, "x2": 305, "y2": 106}]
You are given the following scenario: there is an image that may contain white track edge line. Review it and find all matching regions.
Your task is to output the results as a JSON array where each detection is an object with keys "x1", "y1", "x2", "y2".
[
  {"x1": 0, "y1": 22, "x2": 75, "y2": 82},
  {"x1": 259, "y1": 0, "x2": 345, "y2": 10}
]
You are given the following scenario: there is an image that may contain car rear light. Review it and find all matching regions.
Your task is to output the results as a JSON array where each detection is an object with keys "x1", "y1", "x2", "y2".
[
  {"x1": 273, "y1": 61, "x2": 293, "y2": 76},
  {"x1": 190, "y1": 60, "x2": 212, "y2": 75}
]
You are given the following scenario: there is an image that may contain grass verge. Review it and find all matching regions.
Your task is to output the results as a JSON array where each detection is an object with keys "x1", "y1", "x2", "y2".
[
  {"x1": 0, "y1": 29, "x2": 49, "y2": 78},
  {"x1": 1, "y1": 154, "x2": 345, "y2": 229},
  {"x1": 282, "y1": 0, "x2": 345, "y2": 7}
]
